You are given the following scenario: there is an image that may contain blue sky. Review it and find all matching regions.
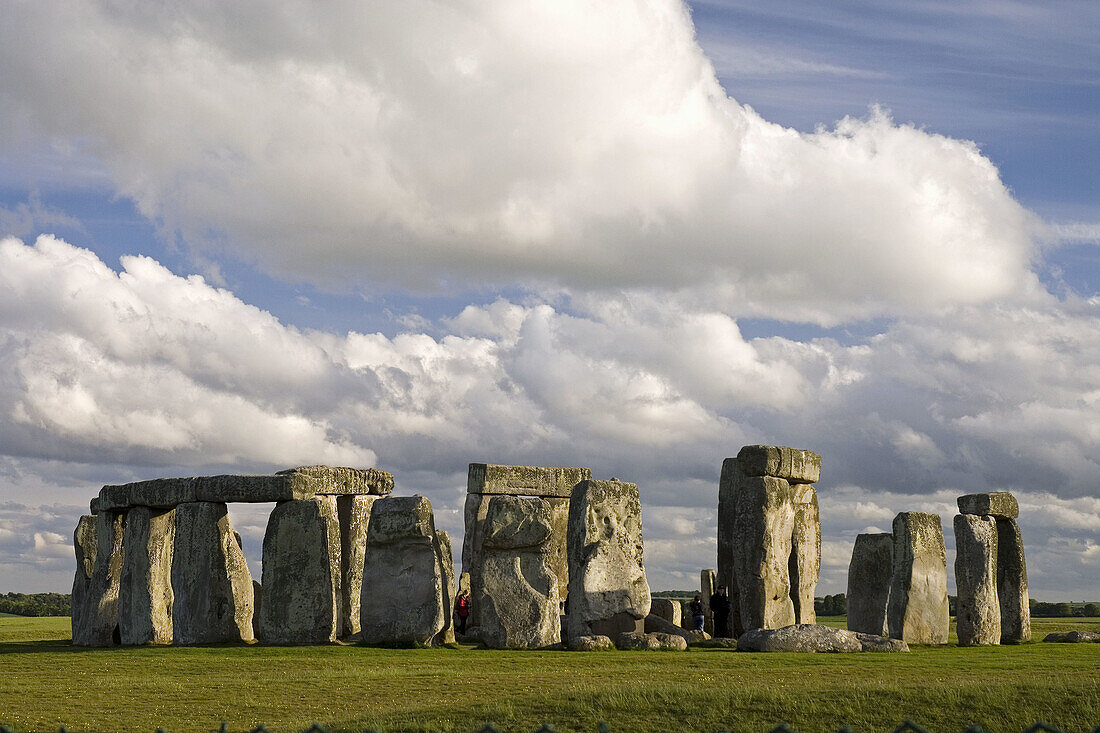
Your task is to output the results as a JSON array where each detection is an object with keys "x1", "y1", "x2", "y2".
[{"x1": 0, "y1": 1, "x2": 1097, "y2": 598}]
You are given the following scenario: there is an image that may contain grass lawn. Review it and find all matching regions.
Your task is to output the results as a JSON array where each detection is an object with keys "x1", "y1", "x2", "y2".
[{"x1": 0, "y1": 616, "x2": 1097, "y2": 733}]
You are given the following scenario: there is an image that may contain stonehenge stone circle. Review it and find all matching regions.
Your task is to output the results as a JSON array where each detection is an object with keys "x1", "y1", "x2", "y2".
[
  {"x1": 360, "y1": 495, "x2": 447, "y2": 645},
  {"x1": 257, "y1": 496, "x2": 342, "y2": 644},
  {"x1": 119, "y1": 506, "x2": 176, "y2": 645},
  {"x1": 846, "y1": 532, "x2": 893, "y2": 636},
  {"x1": 718, "y1": 446, "x2": 820, "y2": 635},
  {"x1": 462, "y1": 463, "x2": 590, "y2": 628},
  {"x1": 566, "y1": 479, "x2": 651, "y2": 640},
  {"x1": 953, "y1": 514, "x2": 1001, "y2": 646},
  {"x1": 171, "y1": 502, "x2": 255, "y2": 645},
  {"x1": 70, "y1": 515, "x2": 98, "y2": 646},
  {"x1": 957, "y1": 491, "x2": 1030, "y2": 643},
  {"x1": 887, "y1": 512, "x2": 949, "y2": 644},
  {"x1": 476, "y1": 495, "x2": 561, "y2": 649}
]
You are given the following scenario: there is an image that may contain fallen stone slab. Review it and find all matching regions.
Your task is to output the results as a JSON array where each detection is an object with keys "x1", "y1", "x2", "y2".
[
  {"x1": 119, "y1": 506, "x2": 176, "y2": 645},
  {"x1": 644, "y1": 613, "x2": 696, "y2": 642},
  {"x1": 1043, "y1": 631, "x2": 1100, "y2": 643},
  {"x1": 691, "y1": 636, "x2": 737, "y2": 649},
  {"x1": 846, "y1": 532, "x2": 893, "y2": 636},
  {"x1": 957, "y1": 492, "x2": 1019, "y2": 519},
  {"x1": 567, "y1": 634, "x2": 615, "y2": 651},
  {"x1": 649, "y1": 598, "x2": 681, "y2": 627},
  {"x1": 954, "y1": 514, "x2": 1000, "y2": 646},
  {"x1": 617, "y1": 632, "x2": 688, "y2": 651},
  {"x1": 98, "y1": 466, "x2": 393, "y2": 511},
  {"x1": 737, "y1": 624, "x2": 909, "y2": 653},
  {"x1": 887, "y1": 512, "x2": 949, "y2": 645},
  {"x1": 736, "y1": 445, "x2": 821, "y2": 484}
]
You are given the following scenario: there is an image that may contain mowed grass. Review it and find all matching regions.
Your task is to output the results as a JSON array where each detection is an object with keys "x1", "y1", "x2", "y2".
[{"x1": 1, "y1": 617, "x2": 1098, "y2": 733}]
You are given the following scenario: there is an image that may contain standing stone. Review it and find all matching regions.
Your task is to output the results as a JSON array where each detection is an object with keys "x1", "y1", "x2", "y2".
[
  {"x1": 119, "y1": 506, "x2": 176, "y2": 645},
  {"x1": 957, "y1": 492, "x2": 1018, "y2": 519},
  {"x1": 252, "y1": 580, "x2": 263, "y2": 632},
  {"x1": 258, "y1": 496, "x2": 342, "y2": 644},
  {"x1": 790, "y1": 484, "x2": 820, "y2": 625},
  {"x1": 476, "y1": 495, "x2": 561, "y2": 649},
  {"x1": 996, "y1": 517, "x2": 1031, "y2": 643},
  {"x1": 172, "y1": 502, "x2": 254, "y2": 644},
  {"x1": 70, "y1": 515, "x2": 98, "y2": 646},
  {"x1": 74, "y1": 511, "x2": 126, "y2": 646},
  {"x1": 700, "y1": 569, "x2": 716, "y2": 634},
  {"x1": 435, "y1": 530, "x2": 456, "y2": 645},
  {"x1": 887, "y1": 512, "x2": 948, "y2": 644},
  {"x1": 732, "y1": 473, "x2": 796, "y2": 631},
  {"x1": 954, "y1": 514, "x2": 1000, "y2": 646},
  {"x1": 458, "y1": 572, "x2": 471, "y2": 596},
  {"x1": 565, "y1": 480, "x2": 651, "y2": 640},
  {"x1": 846, "y1": 533, "x2": 893, "y2": 636},
  {"x1": 336, "y1": 494, "x2": 378, "y2": 638},
  {"x1": 650, "y1": 598, "x2": 681, "y2": 627},
  {"x1": 360, "y1": 495, "x2": 446, "y2": 645},
  {"x1": 717, "y1": 459, "x2": 740, "y2": 635}
]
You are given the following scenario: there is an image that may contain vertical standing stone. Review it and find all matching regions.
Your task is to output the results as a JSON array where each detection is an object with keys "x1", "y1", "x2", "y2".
[
  {"x1": 732, "y1": 474, "x2": 796, "y2": 631},
  {"x1": 360, "y1": 495, "x2": 446, "y2": 645},
  {"x1": 565, "y1": 480, "x2": 650, "y2": 640},
  {"x1": 70, "y1": 515, "x2": 98, "y2": 646},
  {"x1": 717, "y1": 458, "x2": 740, "y2": 635},
  {"x1": 887, "y1": 512, "x2": 948, "y2": 644},
  {"x1": 119, "y1": 506, "x2": 176, "y2": 645},
  {"x1": 846, "y1": 532, "x2": 893, "y2": 636},
  {"x1": 954, "y1": 514, "x2": 1000, "y2": 646},
  {"x1": 790, "y1": 484, "x2": 820, "y2": 625},
  {"x1": 650, "y1": 598, "x2": 681, "y2": 627},
  {"x1": 700, "y1": 568, "x2": 716, "y2": 635},
  {"x1": 435, "y1": 530, "x2": 456, "y2": 645},
  {"x1": 258, "y1": 496, "x2": 342, "y2": 644},
  {"x1": 336, "y1": 494, "x2": 377, "y2": 638},
  {"x1": 74, "y1": 511, "x2": 126, "y2": 646},
  {"x1": 996, "y1": 518, "x2": 1031, "y2": 643},
  {"x1": 172, "y1": 502, "x2": 254, "y2": 644},
  {"x1": 476, "y1": 495, "x2": 561, "y2": 648}
]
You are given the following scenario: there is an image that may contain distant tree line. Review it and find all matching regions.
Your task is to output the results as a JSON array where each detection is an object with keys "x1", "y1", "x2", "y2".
[
  {"x1": 1030, "y1": 600, "x2": 1100, "y2": 618},
  {"x1": 0, "y1": 592, "x2": 71, "y2": 617},
  {"x1": 814, "y1": 593, "x2": 846, "y2": 616}
]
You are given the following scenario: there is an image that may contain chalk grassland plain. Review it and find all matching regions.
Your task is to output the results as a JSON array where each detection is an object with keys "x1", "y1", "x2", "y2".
[{"x1": 1, "y1": 617, "x2": 1098, "y2": 733}]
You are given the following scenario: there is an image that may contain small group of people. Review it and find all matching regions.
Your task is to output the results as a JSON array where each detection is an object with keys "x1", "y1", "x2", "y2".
[{"x1": 689, "y1": 585, "x2": 730, "y2": 636}]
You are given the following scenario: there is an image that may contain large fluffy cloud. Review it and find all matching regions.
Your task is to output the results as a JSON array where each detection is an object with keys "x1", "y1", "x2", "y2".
[
  {"x1": 0, "y1": 235, "x2": 1096, "y2": 595},
  {"x1": 0, "y1": 0, "x2": 1039, "y2": 322}
]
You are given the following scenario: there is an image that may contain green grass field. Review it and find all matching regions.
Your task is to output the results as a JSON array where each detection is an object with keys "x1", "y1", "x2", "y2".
[{"x1": 1, "y1": 616, "x2": 1097, "y2": 733}]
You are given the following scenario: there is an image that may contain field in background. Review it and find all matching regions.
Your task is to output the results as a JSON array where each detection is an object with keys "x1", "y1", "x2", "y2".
[{"x1": 1, "y1": 616, "x2": 1097, "y2": 733}]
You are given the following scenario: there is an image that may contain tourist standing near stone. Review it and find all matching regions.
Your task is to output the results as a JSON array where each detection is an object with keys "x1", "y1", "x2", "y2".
[
  {"x1": 455, "y1": 589, "x2": 471, "y2": 635},
  {"x1": 710, "y1": 586, "x2": 731, "y2": 637},
  {"x1": 689, "y1": 595, "x2": 705, "y2": 632}
]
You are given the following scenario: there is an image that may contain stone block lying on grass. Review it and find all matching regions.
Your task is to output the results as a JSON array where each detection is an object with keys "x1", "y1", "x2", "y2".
[
  {"x1": 1042, "y1": 630, "x2": 1100, "y2": 643},
  {"x1": 566, "y1": 634, "x2": 615, "y2": 651},
  {"x1": 616, "y1": 631, "x2": 688, "y2": 651},
  {"x1": 737, "y1": 624, "x2": 909, "y2": 652}
]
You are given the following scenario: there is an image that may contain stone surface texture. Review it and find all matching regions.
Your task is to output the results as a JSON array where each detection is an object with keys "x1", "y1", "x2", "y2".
[
  {"x1": 700, "y1": 568, "x2": 716, "y2": 634},
  {"x1": 360, "y1": 495, "x2": 445, "y2": 645},
  {"x1": 790, "y1": 484, "x2": 820, "y2": 625},
  {"x1": 730, "y1": 473, "x2": 796, "y2": 631},
  {"x1": 649, "y1": 598, "x2": 681, "y2": 627},
  {"x1": 716, "y1": 458, "x2": 739, "y2": 635},
  {"x1": 846, "y1": 532, "x2": 893, "y2": 636},
  {"x1": 435, "y1": 530, "x2": 456, "y2": 645},
  {"x1": 258, "y1": 497, "x2": 342, "y2": 644},
  {"x1": 644, "y1": 613, "x2": 696, "y2": 642},
  {"x1": 565, "y1": 480, "x2": 651, "y2": 640},
  {"x1": 75, "y1": 511, "x2": 126, "y2": 646},
  {"x1": 1043, "y1": 631, "x2": 1100, "y2": 643},
  {"x1": 567, "y1": 634, "x2": 615, "y2": 651},
  {"x1": 736, "y1": 445, "x2": 822, "y2": 484},
  {"x1": 467, "y1": 464, "x2": 592, "y2": 498},
  {"x1": 738, "y1": 624, "x2": 908, "y2": 653},
  {"x1": 996, "y1": 517, "x2": 1031, "y2": 643},
  {"x1": 98, "y1": 466, "x2": 393, "y2": 511},
  {"x1": 119, "y1": 506, "x2": 175, "y2": 645},
  {"x1": 954, "y1": 514, "x2": 1000, "y2": 646},
  {"x1": 616, "y1": 631, "x2": 688, "y2": 651},
  {"x1": 336, "y1": 494, "x2": 378, "y2": 638},
  {"x1": 957, "y1": 492, "x2": 1019, "y2": 519},
  {"x1": 476, "y1": 495, "x2": 561, "y2": 649},
  {"x1": 887, "y1": 512, "x2": 949, "y2": 644},
  {"x1": 70, "y1": 515, "x2": 98, "y2": 646},
  {"x1": 171, "y1": 502, "x2": 254, "y2": 644}
]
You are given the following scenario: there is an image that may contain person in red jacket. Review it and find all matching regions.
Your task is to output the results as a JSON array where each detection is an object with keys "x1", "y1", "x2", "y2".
[{"x1": 455, "y1": 589, "x2": 471, "y2": 635}]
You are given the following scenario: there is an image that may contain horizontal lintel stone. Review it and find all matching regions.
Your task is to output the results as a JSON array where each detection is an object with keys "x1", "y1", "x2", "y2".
[
  {"x1": 467, "y1": 463, "x2": 592, "y2": 498},
  {"x1": 735, "y1": 445, "x2": 821, "y2": 484},
  {"x1": 957, "y1": 492, "x2": 1018, "y2": 519},
  {"x1": 98, "y1": 465, "x2": 393, "y2": 511}
]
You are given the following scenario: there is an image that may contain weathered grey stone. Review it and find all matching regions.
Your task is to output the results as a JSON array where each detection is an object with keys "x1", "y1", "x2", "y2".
[
  {"x1": 617, "y1": 631, "x2": 687, "y2": 651},
  {"x1": 737, "y1": 624, "x2": 906, "y2": 653},
  {"x1": 996, "y1": 518, "x2": 1031, "y2": 643},
  {"x1": 846, "y1": 533, "x2": 893, "y2": 636},
  {"x1": 700, "y1": 568, "x2": 716, "y2": 634},
  {"x1": 736, "y1": 445, "x2": 821, "y2": 484},
  {"x1": 692, "y1": 635, "x2": 736, "y2": 648},
  {"x1": 954, "y1": 514, "x2": 1000, "y2": 646},
  {"x1": 336, "y1": 494, "x2": 377, "y2": 638},
  {"x1": 565, "y1": 480, "x2": 650, "y2": 640},
  {"x1": 567, "y1": 634, "x2": 615, "y2": 651},
  {"x1": 98, "y1": 466, "x2": 393, "y2": 511},
  {"x1": 649, "y1": 598, "x2": 681, "y2": 627},
  {"x1": 360, "y1": 495, "x2": 445, "y2": 645},
  {"x1": 644, "y1": 613, "x2": 696, "y2": 642},
  {"x1": 957, "y1": 492, "x2": 1018, "y2": 519},
  {"x1": 887, "y1": 512, "x2": 948, "y2": 644},
  {"x1": 119, "y1": 506, "x2": 175, "y2": 645},
  {"x1": 458, "y1": 572, "x2": 471, "y2": 596},
  {"x1": 252, "y1": 580, "x2": 262, "y2": 631},
  {"x1": 70, "y1": 515, "x2": 98, "y2": 646},
  {"x1": 716, "y1": 458, "x2": 740, "y2": 635},
  {"x1": 790, "y1": 484, "x2": 819, "y2": 625},
  {"x1": 435, "y1": 530, "x2": 456, "y2": 645},
  {"x1": 74, "y1": 511, "x2": 126, "y2": 646},
  {"x1": 476, "y1": 495, "x2": 561, "y2": 649},
  {"x1": 171, "y1": 502, "x2": 254, "y2": 644},
  {"x1": 852, "y1": 632, "x2": 910, "y2": 652},
  {"x1": 467, "y1": 463, "x2": 592, "y2": 498},
  {"x1": 258, "y1": 497, "x2": 341, "y2": 644},
  {"x1": 89, "y1": 498, "x2": 100, "y2": 515},
  {"x1": 731, "y1": 473, "x2": 796, "y2": 631},
  {"x1": 1043, "y1": 630, "x2": 1100, "y2": 643}
]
